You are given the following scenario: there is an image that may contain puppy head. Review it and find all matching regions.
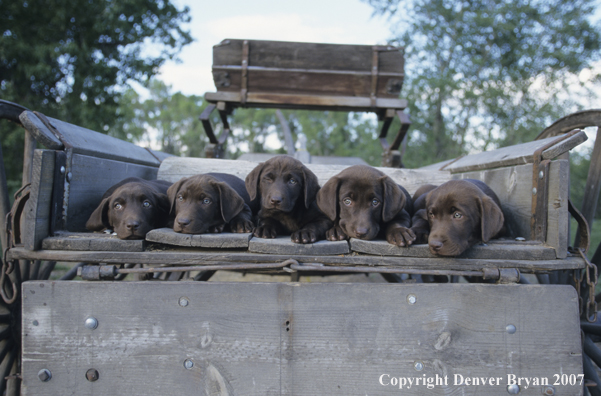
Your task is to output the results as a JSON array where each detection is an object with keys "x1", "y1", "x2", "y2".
[
  {"x1": 167, "y1": 175, "x2": 245, "y2": 234},
  {"x1": 425, "y1": 180, "x2": 504, "y2": 256},
  {"x1": 317, "y1": 165, "x2": 405, "y2": 240},
  {"x1": 245, "y1": 156, "x2": 319, "y2": 212},
  {"x1": 86, "y1": 181, "x2": 170, "y2": 239}
]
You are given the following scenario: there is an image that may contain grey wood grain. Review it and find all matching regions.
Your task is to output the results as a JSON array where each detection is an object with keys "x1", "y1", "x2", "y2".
[
  {"x1": 146, "y1": 228, "x2": 252, "y2": 248},
  {"x1": 443, "y1": 131, "x2": 586, "y2": 173},
  {"x1": 18, "y1": 111, "x2": 64, "y2": 150},
  {"x1": 23, "y1": 150, "x2": 55, "y2": 250},
  {"x1": 65, "y1": 154, "x2": 159, "y2": 232},
  {"x1": 7, "y1": 246, "x2": 586, "y2": 271},
  {"x1": 158, "y1": 157, "x2": 451, "y2": 195},
  {"x1": 249, "y1": 236, "x2": 350, "y2": 255},
  {"x1": 41, "y1": 232, "x2": 145, "y2": 252},
  {"x1": 350, "y1": 239, "x2": 556, "y2": 260},
  {"x1": 22, "y1": 282, "x2": 582, "y2": 395}
]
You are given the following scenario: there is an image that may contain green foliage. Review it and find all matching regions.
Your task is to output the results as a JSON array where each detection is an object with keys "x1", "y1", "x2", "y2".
[
  {"x1": 115, "y1": 80, "x2": 208, "y2": 157},
  {"x1": 364, "y1": 0, "x2": 601, "y2": 167},
  {"x1": 0, "y1": 0, "x2": 192, "y2": 187}
]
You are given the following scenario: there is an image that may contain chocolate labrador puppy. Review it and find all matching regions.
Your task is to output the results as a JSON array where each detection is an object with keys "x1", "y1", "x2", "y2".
[
  {"x1": 86, "y1": 177, "x2": 171, "y2": 239},
  {"x1": 167, "y1": 173, "x2": 257, "y2": 234},
  {"x1": 410, "y1": 179, "x2": 505, "y2": 256},
  {"x1": 245, "y1": 156, "x2": 332, "y2": 244},
  {"x1": 316, "y1": 165, "x2": 415, "y2": 246}
]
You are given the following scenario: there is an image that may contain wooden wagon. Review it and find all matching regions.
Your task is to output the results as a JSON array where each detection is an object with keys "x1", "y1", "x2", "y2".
[{"x1": 0, "y1": 39, "x2": 600, "y2": 395}]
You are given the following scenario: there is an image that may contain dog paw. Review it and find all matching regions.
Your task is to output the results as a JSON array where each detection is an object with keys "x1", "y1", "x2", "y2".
[
  {"x1": 230, "y1": 219, "x2": 255, "y2": 233},
  {"x1": 326, "y1": 225, "x2": 348, "y2": 241},
  {"x1": 253, "y1": 225, "x2": 278, "y2": 239},
  {"x1": 291, "y1": 229, "x2": 317, "y2": 244},
  {"x1": 209, "y1": 224, "x2": 225, "y2": 233},
  {"x1": 386, "y1": 225, "x2": 416, "y2": 247}
]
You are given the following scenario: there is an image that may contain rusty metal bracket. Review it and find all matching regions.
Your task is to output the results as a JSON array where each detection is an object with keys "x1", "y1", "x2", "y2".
[
  {"x1": 241, "y1": 40, "x2": 250, "y2": 104},
  {"x1": 531, "y1": 129, "x2": 580, "y2": 241},
  {"x1": 200, "y1": 102, "x2": 232, "y2": 159},
  {"x1": 379, "y1": 109, "x2": 411, "y2": 168}
]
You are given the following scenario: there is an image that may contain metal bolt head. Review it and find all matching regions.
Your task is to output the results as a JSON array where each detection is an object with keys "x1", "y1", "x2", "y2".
[
  {"x1": 515, "y1": 237, "x2": 525, "y2": 241},
  {"x1": 184, "y1": 359, "x2": 194, "y2": 369},
  {"x1": 506, "y1": 324, "x2": 516, "y2": 334},
  {"x1": 539, "y1": 171, "x2": 544, "y2": 179},
  {"x1": 85, "y1": 317, "x2": 98, "y2": 330},
  {"x1": 179, "y1": 297, "x2": 189, "y2": 307},
  {"x1": 414, "y1": 361, "x2": 423, "y2": 371},
  {"x1": 38, "y1": 369, "x2": 52, "y2": 382},
  {"x1": 407, "y1": 294, "x2": 417, "y2": 304},
  {"x1": 85, "y1": 369, "x2": 99, "y2": 382},
  {"x1": 542, "y1": 385, "x2": 556, "y2": 395},
  {"x1": 66, "y1": 172, "x2": 73, "y2": 182},
  {"x1": 507, "y1": 384, "x2": 520, "y2": 394},
  {"x1": 60, "y1": 166, "x2": 66, "y2": 174},
  {"x1": 532, "y1": 187, "x2": 537, "y2": 195}
]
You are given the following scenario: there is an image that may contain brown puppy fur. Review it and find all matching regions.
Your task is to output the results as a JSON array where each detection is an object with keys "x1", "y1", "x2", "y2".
[
  {"x1": 245, "y1": 156, "x2": 332, "y2": 244},
  {"x1": 168, "y1": 173, "x2": 257, "y2": 234},
  {"x1": 410, "y1": 179, "x2": 505, "y2": 256},
  {"x1": 316, "y1": 165, "x2": 415, "y2": 246},
  {"x1": 86, "y1": 177, "x2": 171, "y2": 240}
]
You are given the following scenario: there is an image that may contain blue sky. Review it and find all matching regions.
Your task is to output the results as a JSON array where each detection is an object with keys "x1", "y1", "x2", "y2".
[{"x1": 157, "y1": 0, "x2": 392, "y2": 96}]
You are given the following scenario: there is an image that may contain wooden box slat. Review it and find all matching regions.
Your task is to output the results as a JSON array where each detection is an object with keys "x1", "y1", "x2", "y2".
[
  {"x1": 146, "y1": 228, "x2": 252, "y2": 249},
  {"x1": 248, "y1": 236, "x2": 350, "y2": 255},
  {"x1": 42, "y1": 232, "x2": 145, "y2": 252},
  {"x1": 23, "y1": 150, "x2": 55, "y2": 250},
  {"x1": 22, "y1": 282, "x2": 582, "y2": 396},
  {"x1": 212, "y1": 39, "x2": 405, "y2": 100}
]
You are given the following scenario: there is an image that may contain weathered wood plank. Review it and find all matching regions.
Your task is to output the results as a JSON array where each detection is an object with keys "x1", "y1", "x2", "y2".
[
  {"x1": 204, "y1": 91, "x2": 408, "y2": 112},
  {"x1": 23, "y1": 150, "x2": 55, "y2": 250},
  {"x1": 350, "y1": 239, "x2": 557, "y2": 260},
  {"x1": 19, "y1": 111, "x2": 64, "y2": 150},
  {"x1": 22, "y1": 282, "x2": 582, "y2": 395},
  {"x1": 41, "y1": 232, "x2": 145, "y2": 252},
  {"x1": 146, "y1": 228, "x2": 252, "y2": 249},
  {"x1": 249, "y1": 236, "x2": 350, "y2": 255},
  {"x1": 7, "y1": 247, "x2": 586, "y2": 271},
  {"x1": 454, "y1": 160, "x2": 568, "y2": 258},
  {"x1": 442, "y1": 131, "x2": 587, "y2": 173},
  {"x1": 65, "y1": 154, "x2": 159, "y2": 232},
  {"x1": 158, "y1": 157, "x2": 451, "y2": 195}
]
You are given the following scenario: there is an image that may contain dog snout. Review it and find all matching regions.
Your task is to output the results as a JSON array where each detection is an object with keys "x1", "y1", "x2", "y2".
[
  {"x1": 125, "y1": 220, "x2": 140, "y2": 231},
  {"x1": 177, "y1": 217, "x2": 191, "y2": 227},
  {"x1": 354, "y1": 226, "x2": 369, "y2": 239},
  {"x1": 429, "y1": 238, "x2": 444, "y2": 252}
]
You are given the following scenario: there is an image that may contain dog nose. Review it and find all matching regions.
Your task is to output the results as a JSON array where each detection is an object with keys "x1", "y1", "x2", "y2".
[
  {"x1": 270, "y1": 196, "x2": 282, "y2": 205},
  {"x1": 126, "y1": 220, "x2": 139, "y2": 231},
  {"x1": 429, "y1": 239, "x2": 444, "y2": 251},
  {"x1": 177, "y1": 217, "x2": 190, "y2": 227},
  {"x1": 355, "y1": 227, "x2": 369, "y2": 238}
]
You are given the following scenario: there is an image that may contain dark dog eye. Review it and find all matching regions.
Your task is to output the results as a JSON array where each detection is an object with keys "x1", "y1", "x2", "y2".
[
  {"x1": 343, "y1": 198, "x2": 352, "y2": 206},
  {"x1": 114, "y1": 203, "x2": 122, "y2": 210},
  {"x1": 203, "y1": 198, "x2": 211, "y2": 204},
  {"x1": 454, "y1": 212, "x2": 463, "y2": 218},
  {"x1": 371, "y1": 199, "x2": 380, "y2": 207},
  {"x1": 428, "y1": 212, "x2": 434, "y2": 218},
  {"x1": 143, "y1": 201, "x2": 151, "y2": 208},
  {"x1": 177, "y1": 195, "x2": 184, "y2": 202},
  {"x1": 288, "y1": 178, "x2": 297, "y2": 185}
]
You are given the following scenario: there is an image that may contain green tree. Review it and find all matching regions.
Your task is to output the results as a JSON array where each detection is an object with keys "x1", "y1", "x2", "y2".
[
  {"x1": 1, "y1": 0, "x2": 192, "y2": 188},
  {"x1": 364, "y1": 0, "x2": 601, "y2": 167},
  {"x1": 115, "y1": 80, "x2": 208, "y2": 157}
]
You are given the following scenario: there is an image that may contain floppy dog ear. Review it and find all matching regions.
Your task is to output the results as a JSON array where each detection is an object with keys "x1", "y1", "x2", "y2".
[
  {"x1": 380, "y1": 176, "x2": 405, "y2": 222},
  {"x1": 301, "y1": 167, "x2": 320, "y2": 208},
  {"x1": 214, "y1": 181, "x2": 245, "y2": 223},
  {"x1": 166, "y1": 178, "x2": 188, "y2": 215},
  {"x1": 86, "y1": 197, "x2": 111, "y2": 231},
  {"x1": 245, "y1": 162, "x2": 264, "y2": 201},
  {"x1": 478, "y1": 195, "x2": 504, "y2": 242},
  {"x1": 316, "y1": 176, "x2": 339, "y2": 221}
]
